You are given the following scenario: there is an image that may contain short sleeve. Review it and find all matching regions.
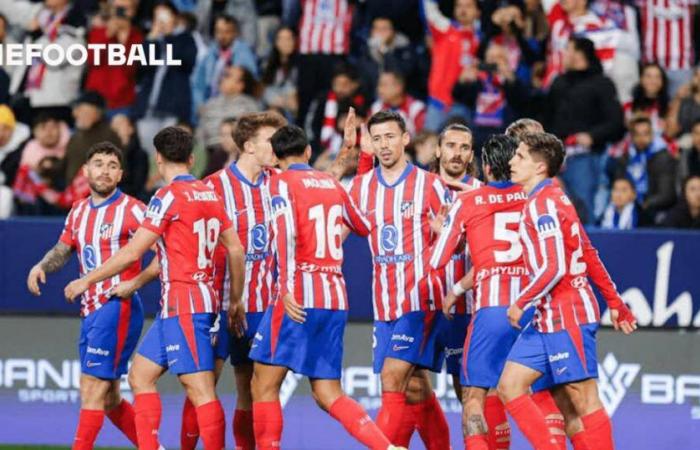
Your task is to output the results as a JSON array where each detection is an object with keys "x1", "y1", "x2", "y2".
[
  {"x1": 141, "y1": 188, "x2": 178, "y2": 236},
  {"x1": 59, "y1": 207, "x2": 76, "y2": 248}
]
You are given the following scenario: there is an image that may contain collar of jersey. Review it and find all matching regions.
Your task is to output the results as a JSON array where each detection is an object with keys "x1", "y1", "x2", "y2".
[
  {"x1": 488, "y1": 180, "x2": 514, "y2": 189},
  {"x1": 528, "y1": 178, "x2": 552, "y2": 197},
  {"x1": 288, "y1": 163, "x2": 313, "y2": 171},
  {"x1": 229, "y1": 162, "x2": 263, "y2": 187},
  {"x1": 462, "y1": 174, "x2": 472, "y2": 184},
  {"x1": 89, "y1": 188, "x2": 122, "y2": 209},
  {"x1": 376, "y1": 162, "x2": 414, "y2": 188},
  {"x1": 173, "y1": 174, "x2": 196, "y2": 182}
]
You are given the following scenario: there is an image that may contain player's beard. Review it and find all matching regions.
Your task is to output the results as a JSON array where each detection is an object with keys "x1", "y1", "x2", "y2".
[
  {"x1": 443, "y1": 157, "x2": 468, "y2": 178},
  {"x1": 89, "y1": 179, "x2": 117, "y2": 197}
]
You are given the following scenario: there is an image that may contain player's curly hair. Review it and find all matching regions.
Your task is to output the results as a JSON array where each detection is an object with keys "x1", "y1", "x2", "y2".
[
  {"x1": 86, "y1": 141, "x2": 124, "y2": 167},
  {"x1": 520, "y1": 132, "x2": 565, "y2": 177},
  {"x1": 153, "y1": 126, "x2": 193, "y2": 163},
  {"x1": 481, "y1": 134, "x2": 517, "y2": 181}
]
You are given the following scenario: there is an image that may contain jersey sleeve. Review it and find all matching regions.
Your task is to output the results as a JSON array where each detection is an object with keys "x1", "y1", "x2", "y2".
[
  {"x1": 429, "y1": 196, "x2": 466, "y2": 270},
  {"x1": 269, "y1": 177, "x2": 297, "y2": 299},
  {"x1": 347, "y1": 175, "x2": 364, "y2": 213},
  {"x1": 356, "y1": 151, "x2": 374, "y2": 175},
  {"x1": 141, "y1": 187, "x2": 178, "y2": 236},
  {"x1": 58, "y1": 205, "x2": 77, "y2": 248},
  {"x1": 217, "y1": 197, "x2": 233, "y2": 232},
  {"x1": 338, "y1": 181, "x2": 372, "y2": 237},
  {"x1": 579, "y1": 225, "x2": 624, "y2": 309},
  {"x1": 516, "y1": 195, "x2": 567, "y2": 309},
  {"x1": 126, "y1": 200, "x2": 146, "y2": 235},
  {"x1": 428, "y1": 175, "x2": 452, "y2": 216}
]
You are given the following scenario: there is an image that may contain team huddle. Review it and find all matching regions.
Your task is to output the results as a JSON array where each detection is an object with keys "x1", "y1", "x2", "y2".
[{"x1": 26, "y1": 109, "x2": 638, "y2": 450}]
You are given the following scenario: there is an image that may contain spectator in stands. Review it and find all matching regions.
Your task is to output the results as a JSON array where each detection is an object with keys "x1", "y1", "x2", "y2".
[
  {"x1": 191, "y1": 14, "x2": 258, "y2": 122},
  {"x1": 84, "y1": 0, "x2": 143, "y2": 118},
  {"x1": 0, "y1": 13, "x2": 18, "y2": 97},
  {"x1": 452, "y1": 41, "x2": 530, "y2": 152},
  {"x1": 253, "y1": 0, "x2": 282, "y2": 57},
  {"x1": 662, "y1": 175, "x2": 700, "y2": 229},
  {"x1": 19, "y1": 113, "x2": 70, "y2": 171},
  {"x1": 314, "y1": 63, "x2": 365, "y2": 158},
  {"x1": 668, "y1": 67, "x2": 700, "y2": 137},
  {"x1": 356, "y1": 16, "x2": 415, "y2": 101},
  {"x1": 600, "y1": 177, "x2": 652, "y2": 230},
  {"x1": 636, "y1": 0, "x2": 695, "y2": 97},
  {"x1": 132, "y1": 0, "x2": 197, "y2": 154},
  {"x1": 369, "y1": 71, "x2": 425, "y2": 137},
  {"x1": 110, "y1": 114, "x2": 148, "y2": 199},
  {"x1": 611, "y1": 116, "x2": 677, "y2": 219},
  {"x1": 678, "y1": 120, "x2": 700, "y2": 190},
  {"x1": 202, "y1": 117, "x2": 239, "y2": 177},
  {"x1": 0, "y1": 106, "x2": 30, "y2": 217},
  {"x1": 289, "y1": 0, "x2": 354, "y2": 128},
  {"x1": 313, "y1": 102, "x2": 363, "y2": 175},
  {"x1": 422, "y1": 0, "x2": 480, "y2": 131},
  {"x1": 546, "y1": 37, "x2": 624, "y2": 223},
  {"x1": 197, "y1": 66, "x2": 262, "y2": 150},
  {"x1": 13, "y1": 0, "x2": 86, "y2": 125},
  {"x1": 407, "y1": 130, "x2": 439, "y2": 170},
  {"x1": 626, "y1": 63, "x2": 671, "y2": 136},
  {"x1": 64, "y1": 92, "x2": 121, "y2": 183},
  {"x1": 261, "y1": 26, "x2": 299, "y2": 120}
]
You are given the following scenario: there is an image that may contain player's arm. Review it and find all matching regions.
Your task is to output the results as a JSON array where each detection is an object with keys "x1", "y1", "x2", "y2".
[
  {"x1": 64, "y1": 227, "x2": 159, "y2": 302},
  {"x1": 442, "y1": 266, "x2": 474, "y2": 319},
  {"x1": 429, "y1": 198, "x2": 466, "y2": 270},
  {"x1": 340, "y1": 183, "x2": 372, "y2": 237},
  {"x1": 511, "y1": 201, "x2": 567, "y2": 324},
  {"x1": 110, "y1": 257, "x2": 160, "y2": 299},
  {"x1": 220, "y1": 226, "x2": 247, "y2": 337},
  {"x1": 579, "y1": 226, "x2": 637, "y2": 334},
  {"x1": 27, "y1": 241, "x2": 74, "y2": 296}
]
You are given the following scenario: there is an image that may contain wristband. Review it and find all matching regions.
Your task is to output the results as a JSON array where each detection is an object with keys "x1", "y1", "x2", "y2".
[{"x1": 451, "y1": 283, "x2": 466, "y2": 297}]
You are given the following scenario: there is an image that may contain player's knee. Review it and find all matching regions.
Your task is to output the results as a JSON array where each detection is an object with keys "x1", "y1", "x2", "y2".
[
  {"x1": 496, "y1": 377, "x2": 520, "y2": 403},
  {"x1": 464, "y1": 390, "x2": 486, "y2": 414},
  {"x1": 251, "y1": 372, "x2": 278, "y2": 402},
  {"x1": 80, "y1": 376, "x2": 109, "y2": 407},
  {"x1": 380, "y1": 369, "x2": 405, "y2": 393}
]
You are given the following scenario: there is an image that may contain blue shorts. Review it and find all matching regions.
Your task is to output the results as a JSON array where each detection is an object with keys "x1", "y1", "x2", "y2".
[
  {"x1": 79, "y1": 295, "x2": 144, "y2": 380},
  {"x1": 507, "y1": 323, "x2": 599, "y2": 387},
  {"x1": 213, "y1": 311, "x2": 230, "y2": 361},
  {"x1": 138, "y1": 313, "x2": 217, "y2": 375},
  {"x1": 445, "y1": 313, "x2": 470, "y2": 376},
  {"x1": 249, "y1": 304, "x2": 347, "y2": 379},
  {"x1": 373, "y1": 310, "x2": 448, "y2": 374},
  {"x1": 460, "y1": 306, "x2": 520, "y2": 388}
]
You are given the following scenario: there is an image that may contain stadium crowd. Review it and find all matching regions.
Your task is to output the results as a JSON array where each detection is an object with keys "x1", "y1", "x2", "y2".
[{"x1": 0, "y1": 0, "x2": 699, "y2": 229}]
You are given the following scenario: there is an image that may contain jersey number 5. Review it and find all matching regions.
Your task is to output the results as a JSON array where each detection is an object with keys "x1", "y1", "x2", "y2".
[
  {"x1": 493, "y1": 212, "x2": 523, "y2": 263},
  {"x1": 308, "y1": 204, "x2": 343, "y2": 260},
  {"x1": 194, "y1": 218, "x2": 220, "y2": 269}
]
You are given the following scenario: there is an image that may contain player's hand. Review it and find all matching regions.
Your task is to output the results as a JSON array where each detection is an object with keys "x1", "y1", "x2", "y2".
[
  {"x1": 228, "y1": 301, "x2": 247, "y2": 338},
  {"x1": 507, "y1": 304, "x2": 524, "y2": 329},
  {"x1": 359, "y1": 123, "x2": 373, "y2": 156},
  {"x1": 610, "y1": 305, "x2": 637, "y2": 335},
  {"x1": 27, "y1": 265, "x2": 46, "y2": 296},
  {"x1": 442, "y1": 291, "x2": 458, "y2": 320},
  {"x1": 429, "y1": 205, "x2": 449, "y2": 234},
  {"x1": 110, "y1": 279, "x2": 138, "y2": 299},
  {"x1": 64, "y1": 278, "x2": 89, "y2": 303},
  {"x1": 342, "y1": 106, "x2": 357, "y2": 150},
  {"x1": 283, "y1": 293, "x2": 306, "y2": 323}
]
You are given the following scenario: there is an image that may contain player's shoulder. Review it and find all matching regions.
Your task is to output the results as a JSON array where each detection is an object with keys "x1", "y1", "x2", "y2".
[{"x1": 202, "y1": 167, "x2": 227, "y2": 189}]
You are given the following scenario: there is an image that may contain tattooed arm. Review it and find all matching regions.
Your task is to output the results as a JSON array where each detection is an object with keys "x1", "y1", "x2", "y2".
[{"x1": 27, "y1": 242, "x2": 73, "y2": 296}]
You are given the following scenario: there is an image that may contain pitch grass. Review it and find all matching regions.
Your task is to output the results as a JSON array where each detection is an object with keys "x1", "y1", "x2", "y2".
[{"x1": 0, "y1": 446, "x2": 130, "y2": 449}]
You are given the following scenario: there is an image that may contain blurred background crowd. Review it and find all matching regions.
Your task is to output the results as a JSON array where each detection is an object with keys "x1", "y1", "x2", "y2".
[{"x1": 0, "y1": 0, "x2": 698, "y2": 230}]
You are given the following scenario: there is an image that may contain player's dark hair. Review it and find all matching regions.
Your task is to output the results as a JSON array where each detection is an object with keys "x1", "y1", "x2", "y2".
[
  {"x1": 505, "y1": 118, "x2": 544, "y2": 141},
  {"x1": 482, "y1": 134, "x2": 517, "y2": 181},
  {"x1": 86, "y1": 141, "x2": 123, "y2": 167},
  {"x1": 368, "y1": 110, "x2": 406, "y2": 134},
  {"x1": 438, "y1": 123, "x2": 472, "y2": 146},
  {"x1": 270, "y1": 125, "x2": 308, "y2": 159},
  {"x1": 520, "y1": 132, "x2": 565, "y2": 177},
  {"x1": 233, "y1": 111, "x2": 287, "y2": 150},
  {"x1": 153, "y1": 126, "x2": 193, "y2": 163}
]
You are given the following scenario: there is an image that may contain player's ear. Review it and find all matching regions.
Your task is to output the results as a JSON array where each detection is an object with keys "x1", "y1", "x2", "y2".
[
  {"x1": 402, "y1": 131, "x2": 410, "y2": 147},
  {"x1": 304, "y1": 145, "x2": 312, "y2": 162},
  {"x1": 82, "y1": 163, "x2": 88, "y2": 178},
  {"x1": 188, "y1": 153, "x2": 195, "y2": 168}
]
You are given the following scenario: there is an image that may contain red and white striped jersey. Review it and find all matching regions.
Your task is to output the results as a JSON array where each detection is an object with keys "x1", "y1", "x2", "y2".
[
  {"x1": 298, "y1": 0, "x2": 353, "y2": 55},
  {"x1": 638, "y1": 0, "x2": 697, "y2": 70},
  {"x1": 59, "y1": 189, "x2": 145, "y2": 317},
  {"x1": 348, "y1": 163, "x2": 450, "y2": 321},
  {"x1": 269, "y1": 163, "x2": 370, "y2": 310},
  {"x1": 545, "y1": 7, "x2": 619, "y2": 87},
  {"x1": 205, "y1": 164, "x2": 275, "y2": 313},
  {"x1": 370, "y1": 96, "x2": 426, "y2": 137},
  {"x1": 141, "y1": 175, "x2": 233, "y2": 318},
  {"x1": 430, "y1": 181, "x2": 529, "y2": 313},
  {"x1": 515, "y1": 179, "x2": 623, "y2": 333}
]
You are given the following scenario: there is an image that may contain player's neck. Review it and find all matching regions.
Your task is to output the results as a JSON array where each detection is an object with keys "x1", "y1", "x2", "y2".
[
  {"x1": 279, "y1": 156, "x2": 309, "y2": 170},
  {"x1": 439, "y1": 168, "x2": 466, "y2": 184},
  {"x1": 236, "y1": 155, "x2": 262, "y2": 183},
  {"x1": 161, "y1": 164, "x2": 191, "y2": 184},
  {"x1": 89, "y1": 188, "x2": 117, "y2": 205},
  {"x1": 379, "y1": 157, "x2": 408, "y2": 184},
  {"x1": 523, "y1": 175, "x2": 548, "y2": 196}
]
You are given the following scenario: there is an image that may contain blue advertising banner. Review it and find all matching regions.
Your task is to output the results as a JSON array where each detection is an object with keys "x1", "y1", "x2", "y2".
[{"x1": 1, "y1": 219, "x2": 699, "y2": 327}]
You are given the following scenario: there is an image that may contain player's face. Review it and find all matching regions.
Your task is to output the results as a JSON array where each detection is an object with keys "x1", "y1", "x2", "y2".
[
  {"x1": 250, "y1": 126, "x2": 279, "y2": 167},
  {"x1": 509, "y1": 143, "x2": 539, "y2": 185},
  {"x1": 85, "y1": 153, "x2": 123, "y2": 196},
  {"x1": 369, "y1": 121, "x2": 409, "y2": 169},
  {"x1": 437, "y1": 129, "x2": 473, "y2": 178}
]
